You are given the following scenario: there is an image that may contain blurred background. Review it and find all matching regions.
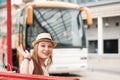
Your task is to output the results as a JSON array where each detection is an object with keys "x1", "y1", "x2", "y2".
[{"x1": 0, "y1": 0, "x2": 120, "y2": 80}]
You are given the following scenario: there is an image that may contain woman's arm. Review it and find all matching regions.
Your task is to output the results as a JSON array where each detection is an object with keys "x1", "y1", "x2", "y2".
[
  {"x1": 20, "y1": 59, "x2": 30, "y2": 74},
  {"x1": 16, "y1": 44, "x2": 32, "y2": 74}
]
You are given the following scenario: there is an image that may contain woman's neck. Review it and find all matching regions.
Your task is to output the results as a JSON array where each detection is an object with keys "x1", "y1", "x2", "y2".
[{"x1": 39, "y1": 58, "x2": 46, "y2": 67}]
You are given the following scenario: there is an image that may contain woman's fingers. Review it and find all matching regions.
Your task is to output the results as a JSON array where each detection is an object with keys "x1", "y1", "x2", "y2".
[
  {"x1": 25, "y1": 50, "x2": 31, "y2": 58},
  {"x1": 17, "y1": 44, "x2": 31, "y2": 58},
  {"x1": 17, "y1": 45, "x2": 25, "y2": 55},
  {"x1": 25, "y1": 50, "x2": 30, "y2": 55}
]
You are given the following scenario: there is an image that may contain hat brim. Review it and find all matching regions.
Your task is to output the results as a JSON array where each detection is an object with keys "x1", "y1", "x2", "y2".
[{"x1": 32, "y1": 39, "x2": 57, "y2": 48}]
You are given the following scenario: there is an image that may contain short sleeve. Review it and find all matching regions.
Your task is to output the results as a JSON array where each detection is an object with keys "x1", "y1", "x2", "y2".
[{"x1": 20, "y1": 60, "x2": 34, "y2": 74}]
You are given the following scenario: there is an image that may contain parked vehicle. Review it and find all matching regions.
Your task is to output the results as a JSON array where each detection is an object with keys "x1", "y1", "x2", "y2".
[{"x1": 2, "y1": 1, "x2": 93, "y2": 74}]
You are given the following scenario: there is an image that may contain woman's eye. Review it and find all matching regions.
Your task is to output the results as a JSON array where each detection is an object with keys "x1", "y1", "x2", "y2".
[
  {"x1": 41, "y1": 45, "x2": 45, "y2": 47},
  {"x1": 48, "y1": 45, "x2": 53, "y2": 48},
  {"x1": 40, "y1": 45, "x2": 52, "y2": 48}
]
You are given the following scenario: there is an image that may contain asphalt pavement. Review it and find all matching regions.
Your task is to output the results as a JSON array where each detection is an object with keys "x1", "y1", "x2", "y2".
[
  {"x1": 78, "y1": 56, "x2": 120, "y2": 80},
  {"x1": 87, "y1": 56, "x2": 120, "y2": 75}
]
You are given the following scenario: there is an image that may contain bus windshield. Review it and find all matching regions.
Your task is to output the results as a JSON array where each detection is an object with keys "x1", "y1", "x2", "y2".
[{"x1": 26, "y1": 8, "x2": 86, "y2": 49}]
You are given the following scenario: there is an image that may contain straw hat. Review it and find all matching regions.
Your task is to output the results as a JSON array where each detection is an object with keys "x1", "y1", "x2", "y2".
[{"x1": 32, "y1": 33, "x2": 57, "y2": 47}]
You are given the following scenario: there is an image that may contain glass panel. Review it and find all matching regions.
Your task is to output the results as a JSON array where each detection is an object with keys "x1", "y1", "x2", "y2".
[
  {"x1": 79, "y1": 0, "x2": 96, "y2": 3},
  {"x1": 104, "y1": 39, "x2": 118, "y2": 53},
  {"x1": 88, "y1": 40, "x2": 98, "y2": 53},
  {"x1": 0, "y1": 0, "x2": 6, "y2": 3},
  {"x1": 79, "y1": 0, "x2": 115, "y2": 4},
  {"x1": 26, "y1": 8, "x2": 86, "y2": 48}
]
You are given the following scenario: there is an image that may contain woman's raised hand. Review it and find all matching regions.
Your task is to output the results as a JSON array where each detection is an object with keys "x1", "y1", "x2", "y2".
[{"x1": 17, "y1": 44, "x2": 31, "y2": 59}]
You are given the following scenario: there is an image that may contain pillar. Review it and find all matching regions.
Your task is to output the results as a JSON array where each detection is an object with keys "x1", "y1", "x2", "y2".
[{"x1": 97, "y1": 17, "x2": 103, "y2": 55}]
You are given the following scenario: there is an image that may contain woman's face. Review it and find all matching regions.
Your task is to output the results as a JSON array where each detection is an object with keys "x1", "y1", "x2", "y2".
[{"x1": 37, "y1": 41, "x2": 53, "y2": 60}]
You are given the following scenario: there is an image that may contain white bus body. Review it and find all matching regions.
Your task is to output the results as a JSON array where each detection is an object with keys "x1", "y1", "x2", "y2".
[{"x1": 49, "y1": 48, "x2": 87, "y2": 73}]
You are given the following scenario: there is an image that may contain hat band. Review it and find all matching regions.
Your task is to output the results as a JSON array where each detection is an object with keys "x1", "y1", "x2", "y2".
[{"x1": 38, "y1": 38, "x2": 52, "y2": 41}]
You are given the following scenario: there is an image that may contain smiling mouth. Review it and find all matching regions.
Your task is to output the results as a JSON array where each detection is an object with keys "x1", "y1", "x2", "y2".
[{"x1": 43, "y1": 52, "x2": 49, "y2": 55}]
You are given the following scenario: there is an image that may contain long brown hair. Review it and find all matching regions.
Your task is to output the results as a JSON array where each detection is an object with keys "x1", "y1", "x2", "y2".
[{"x1": 31, "y1": 42, "x2": 53, "y2": 75}]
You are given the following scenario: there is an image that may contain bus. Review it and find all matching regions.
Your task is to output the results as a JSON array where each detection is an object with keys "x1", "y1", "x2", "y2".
[{"x1": 11, "y1": 1, "x2": 92, "y2": 74}]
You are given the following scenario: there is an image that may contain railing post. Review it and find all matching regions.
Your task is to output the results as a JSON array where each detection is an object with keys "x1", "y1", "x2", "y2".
[{"x1": 7, "y1": 0, "x2": 12, "y2": 71}]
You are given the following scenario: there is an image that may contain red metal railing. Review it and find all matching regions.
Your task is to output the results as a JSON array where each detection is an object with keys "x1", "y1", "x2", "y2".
[
  {"x1": 7, "y1": 0, "x2": 12, "y2": 71},
  {"x1": 0, "y1": 72, "x2": 80, "y2": 80}
]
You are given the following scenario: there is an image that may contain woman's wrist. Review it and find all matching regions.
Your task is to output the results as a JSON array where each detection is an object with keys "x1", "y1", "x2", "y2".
[{"x1": 24, "y1": 57, "x2": 31, "y2": 61}]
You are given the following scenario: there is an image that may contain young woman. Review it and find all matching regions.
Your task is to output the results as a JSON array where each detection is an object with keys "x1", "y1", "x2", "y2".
[{"x1": 17, "y1": 33, "x2": 56, "y2": 76}]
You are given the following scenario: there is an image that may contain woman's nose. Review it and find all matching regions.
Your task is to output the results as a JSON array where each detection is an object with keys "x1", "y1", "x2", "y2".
[{"x1": 45, "y1": 46, "x2": 49, "y2": 50}]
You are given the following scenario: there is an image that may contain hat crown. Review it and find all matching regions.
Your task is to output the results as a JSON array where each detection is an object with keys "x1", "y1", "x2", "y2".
[
  {"x1": 32, "y1": 33, "x2": 57, "y2": 47},
  {"x1": 36, "y1": 33, "x2": 52, "y2": 41}
]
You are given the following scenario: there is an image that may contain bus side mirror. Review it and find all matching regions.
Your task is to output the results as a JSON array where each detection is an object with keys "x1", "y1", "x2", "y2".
[
  {"x1": 80, "y1": 7, "x2": 93, "y2": 25},
  {"x1": 26, "y1": 6, "x2": 33, "y2": 25}
]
